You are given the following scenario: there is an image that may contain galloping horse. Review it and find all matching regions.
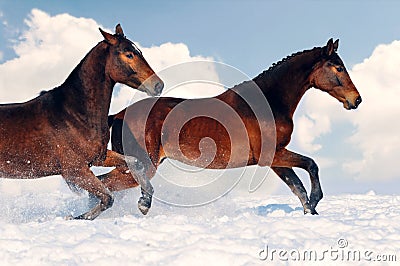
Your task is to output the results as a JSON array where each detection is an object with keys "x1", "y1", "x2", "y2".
[
  {"x1": 102, "y1": 39, "x2": 361, "y2": 215},
  {"x1": 0, "y1": 24, "x2": 164, "y2": 220}
]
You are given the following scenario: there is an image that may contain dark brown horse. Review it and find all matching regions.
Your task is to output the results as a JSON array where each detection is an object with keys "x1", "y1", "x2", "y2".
[
  {"x1": 101, "y1": 39, "x2": 361, "y2": 215},
  {"x1": 0, "y1": 24, "x2": 164, "y2": 220}
]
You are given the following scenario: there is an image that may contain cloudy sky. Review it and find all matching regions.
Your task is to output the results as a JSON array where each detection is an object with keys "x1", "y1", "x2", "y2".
[{"x1": 0, "y1": 1, "x2": 399, "y2": 195}]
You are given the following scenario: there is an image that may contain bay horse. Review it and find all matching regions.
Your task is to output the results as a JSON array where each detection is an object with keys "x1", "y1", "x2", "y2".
[
  {"x1": 0, "y1": 24, "x2": 164, "y2": 220},
  {"x1": 101, "y1": 39, "x2": 361, "y2": 215}
]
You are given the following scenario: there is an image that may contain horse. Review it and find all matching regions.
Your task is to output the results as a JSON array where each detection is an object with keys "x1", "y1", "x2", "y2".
[
  {"x1": 101, "y1": 39, "x2": 361, "y2": 215},
  {"x1": 0, "y1": 24, "x2": 164, "y2": 220}
]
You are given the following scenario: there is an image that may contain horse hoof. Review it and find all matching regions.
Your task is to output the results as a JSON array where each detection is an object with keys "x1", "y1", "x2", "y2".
[
  {"x1": 138, "y1": 197, "x2": 151, "y2": 215},
  {"x1": 65, "y1": 215, "x2": 74, "y2": 220},
  {"x1": 303, "y1": 203, "x2": 319, "y2": 215},
  {"x1": 64, "y1": 214, "x2": 94, "y2": 220},
  {"x1": 138, "y1": 204, "x2": 149, "y2": 215},
  {"x1": 65, "y1": 214, "x2": 89, "y2": 220},
  {"x1": 303, "y1": 208, "x2": 319, "y2": 215}
]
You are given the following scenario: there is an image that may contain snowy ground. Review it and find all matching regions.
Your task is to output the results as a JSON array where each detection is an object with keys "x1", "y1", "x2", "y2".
[{"x1": 0, "y1": 176, "x2": 399, "y2": 266}]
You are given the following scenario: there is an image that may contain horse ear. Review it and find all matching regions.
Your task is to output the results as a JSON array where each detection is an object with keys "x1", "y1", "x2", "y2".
[
  {"x1": 325, "y1": 38, "x2": 335, "y2": 56},
  {"x1": 115, "y1": 24, "x2": 124, "y2": 37},
  {"x1": 99, "y1": 27, "x2": 118, "y2": 45},
  {"x1": 333, "y1": 39, "x2": 339, "y2": 52}
]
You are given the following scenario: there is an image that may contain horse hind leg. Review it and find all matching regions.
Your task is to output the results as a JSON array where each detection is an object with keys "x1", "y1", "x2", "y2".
[
  {"x1": 97, "y1": 166, "x2": 153, "y2": 215},
  {"x1": 111, "y1": 119, "x2": 158, "y2": 215},
  {"x1": 88, "y1": 167, "x2": 139, "y2": 211},
  {"x1": 98, "y1": 150, "x2": 156, "y2": 215},
  {"x1": 124, "y1": 155, "x2": 155, "y2": 215}
]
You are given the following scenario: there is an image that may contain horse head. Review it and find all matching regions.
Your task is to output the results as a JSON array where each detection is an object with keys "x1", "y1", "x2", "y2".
[
  {"x1": 99, "y1": 24, "x2": 164, "y2": 96},
  {"x1": 310, "y1": 38, "x2": 362, "y2": 110}
]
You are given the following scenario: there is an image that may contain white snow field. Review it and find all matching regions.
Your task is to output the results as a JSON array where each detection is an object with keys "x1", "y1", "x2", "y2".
[{"x1": 0, "y1": 174, "x2": 399, "y2": 266}]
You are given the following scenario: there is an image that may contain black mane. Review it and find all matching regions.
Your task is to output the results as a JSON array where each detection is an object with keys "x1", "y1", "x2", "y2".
[{"x1": 253, "y1": 46, "x2": 323, "y2": 82}]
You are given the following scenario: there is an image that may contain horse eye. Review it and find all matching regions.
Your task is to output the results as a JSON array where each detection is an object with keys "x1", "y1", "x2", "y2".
[
  {"x1": 336, "y1": 66, "x2": 344, "y2": 72},
  {"x1": 126, "y1": 53, "x2": 134, "y2": 59}
]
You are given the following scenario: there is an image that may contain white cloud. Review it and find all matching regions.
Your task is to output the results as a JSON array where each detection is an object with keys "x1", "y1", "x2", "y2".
[
  {"x1": 294, "y1": 113, "x2": 331, "y2": 152},
  {"x1": 142, "y1": 42, "x2": 212, "y2": 72},
  {"x1": 343, "y1": 40, "x2": 400, "y2": 180},
  {"x1": 294, "y1": 40, "x2": 400, "y2": 181},
  {"x1": 142, "y1": 43, "x2": 222, "y2": 99},
  {"x1": 0, "y1": 51, "x2": 3, "y2": 61},
  {"x1": 0, "y1": 9, "x2": 101, "y2": 103}
]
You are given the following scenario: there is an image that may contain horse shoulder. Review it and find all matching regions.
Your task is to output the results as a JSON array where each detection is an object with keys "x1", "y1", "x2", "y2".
[{"x1": 274, "y1": 114, "x2": 294, "y2": 149}]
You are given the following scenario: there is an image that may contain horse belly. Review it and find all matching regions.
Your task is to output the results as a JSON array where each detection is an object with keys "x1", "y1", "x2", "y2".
[
  {"x1": 0, "y1": 151, "x2": 60, "y2": 179},
  {"x1": 163, "y1": 116, "x2": 252, "y2": 169},
  {"x1": 0, "y1": 121, "x2": 60, "y2": 179}
]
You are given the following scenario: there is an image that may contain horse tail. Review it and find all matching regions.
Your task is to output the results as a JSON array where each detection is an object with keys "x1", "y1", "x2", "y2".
[{"x1": 108, "y1": 115, "x2": 116, "y2": 128}]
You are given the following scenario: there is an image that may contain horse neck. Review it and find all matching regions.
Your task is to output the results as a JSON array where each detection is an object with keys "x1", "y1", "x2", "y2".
[
  {"x1": 227, "y1": 48, "x2": 323, "y2": 118},
  {"x1": 60, "y1": 42, "x2": 115, "y2": 128}
]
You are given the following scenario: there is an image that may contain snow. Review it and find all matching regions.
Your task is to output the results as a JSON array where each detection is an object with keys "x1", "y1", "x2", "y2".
[{"x1": 0, "y1": 176, "x2": 399, "y2": 265}]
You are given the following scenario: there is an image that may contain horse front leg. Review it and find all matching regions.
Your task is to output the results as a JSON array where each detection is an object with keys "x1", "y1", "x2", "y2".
[
  {"x1": 272, "y1": 148, "x2": 323, "y2": 213},
  {"x1": 62, "y1": 166, "x2": 114, "y2": 220},
  {"x1": 272, "y1": 167, "x2": 316, "y2": 214}
]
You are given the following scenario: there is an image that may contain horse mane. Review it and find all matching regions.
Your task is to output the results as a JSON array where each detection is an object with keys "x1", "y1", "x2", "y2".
[
  {"x1": 253, "y1": 46, "x2": 323, "y2": 81},
  {"x1": 223, "y1": 45, "x2": 327, "y2": 100}
]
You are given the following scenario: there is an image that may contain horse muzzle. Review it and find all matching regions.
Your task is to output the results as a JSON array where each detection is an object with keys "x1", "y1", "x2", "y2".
[
  {"x1": 153, "y1": 80, "x2": 164, "y2": 96},
  {"x1": 140, "y1": 76, "x2": 164, "y2": 97},
  {"x1": 344, "y1": 95, "x2": 362, "y2": 110}
]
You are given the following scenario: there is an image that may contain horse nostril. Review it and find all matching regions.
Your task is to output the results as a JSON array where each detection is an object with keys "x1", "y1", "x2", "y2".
[
  {"x1": 155, "y1": 81, "x2": 164, "y2": 95},
  {"x1": 355, "y1": 96, "x2": 362, "y2": 106}
]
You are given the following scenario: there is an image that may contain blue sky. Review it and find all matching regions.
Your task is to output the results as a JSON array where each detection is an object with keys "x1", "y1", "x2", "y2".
[
  {"x1": 1, "y1": 1, "x2": 399, "y2": 75},
  {"x1": 1, "y1": 1, "x2": 400, "y2": 196}
]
